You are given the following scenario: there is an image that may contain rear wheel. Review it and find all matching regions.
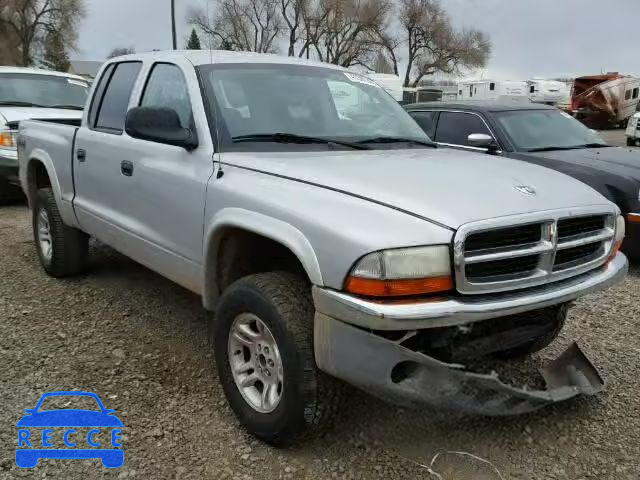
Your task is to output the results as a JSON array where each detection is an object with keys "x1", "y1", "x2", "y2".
[
  {"x1": 627, "y1": 137, "x2": 637, "y2": 147},
  {"x1": 213, "y1": 272, "x2": 342, "y2": 446},
  {"x1": 33, "y1": 188, "x2": 89, "y2": 277}
]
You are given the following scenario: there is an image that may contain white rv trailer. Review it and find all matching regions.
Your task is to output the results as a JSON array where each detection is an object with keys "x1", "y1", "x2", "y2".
[
  {"x1": 457, "y1": 80, "x2": 529, "y2": 103},
  {"x1": 528, "y1": 78, "x2": 571, "y2": 105}
]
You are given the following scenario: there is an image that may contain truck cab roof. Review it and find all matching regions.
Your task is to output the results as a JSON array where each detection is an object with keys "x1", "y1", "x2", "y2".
[{"x1": 110, "y1": 50, "x2": 349, "y2": 70}]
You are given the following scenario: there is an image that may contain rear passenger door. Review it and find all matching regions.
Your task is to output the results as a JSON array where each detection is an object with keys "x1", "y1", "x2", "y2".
[
  {"x1": 433, "y1": 111, "x2": 499, "y2": 152},
  {"x1": 74, "y1": 61, "x2": 143, "y2": 241}
]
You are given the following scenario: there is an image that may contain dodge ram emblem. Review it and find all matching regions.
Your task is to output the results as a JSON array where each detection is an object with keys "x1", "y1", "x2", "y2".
[{"x1": 514, "y1": 185, "x2": 536, "y2": 196}]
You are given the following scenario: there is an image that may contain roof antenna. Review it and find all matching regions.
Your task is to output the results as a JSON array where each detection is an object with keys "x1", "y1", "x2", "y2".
[{"x1": 205, "y1": 0, "x2": 224, "y2": 179}]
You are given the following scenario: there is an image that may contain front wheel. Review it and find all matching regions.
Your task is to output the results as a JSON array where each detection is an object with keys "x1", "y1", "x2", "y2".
[
  {"x1": 213, "y1": 272, "x2": 342, "y2": 446},
  {"x1": 33, "y1": 188, "x2": 89, "y2": 277}
]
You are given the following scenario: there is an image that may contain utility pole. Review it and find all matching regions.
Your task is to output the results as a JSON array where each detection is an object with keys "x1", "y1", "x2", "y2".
[{"x1": 171, "y1": 0, "x2": 177, "y2": 50}]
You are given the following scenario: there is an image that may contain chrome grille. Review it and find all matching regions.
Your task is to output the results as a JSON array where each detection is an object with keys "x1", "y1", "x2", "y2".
[{"x1": 454, "y1": 207, "x2": 617, "y2": 295}]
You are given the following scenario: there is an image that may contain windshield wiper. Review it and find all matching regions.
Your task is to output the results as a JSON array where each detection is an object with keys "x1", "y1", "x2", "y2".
[
  {"x1": 528, "y1": 143, "x2": 611, "y2": 152},
  {"x1": 46, "y1": 104, "x2": 84, "y2": 110},
  {"x1": 232, "y1": 133, "x2": 370, "y2": 150},
  {"x1": 575, "y1": 142, "x2": 612, "y2": 148},
  {"x1": 357, "y1": 136, "x2": 438, "y2": 148},
  {"x1": 0, "y1": 101, "x2": 47, "y2": 107},
  {"x1": 527, "y1": 146, "x2": 586, "y2": 152}
]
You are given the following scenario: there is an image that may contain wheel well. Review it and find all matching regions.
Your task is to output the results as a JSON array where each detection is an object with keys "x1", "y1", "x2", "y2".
[
  {"x1": 27, "y1": 160, "x2": 51, "y2": 202},
  {"x1": 213, "y1": 228, "x2": 308, "y2": 296}
]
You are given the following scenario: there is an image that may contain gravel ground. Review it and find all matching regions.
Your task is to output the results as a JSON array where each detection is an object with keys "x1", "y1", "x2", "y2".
[{"x1": 0, "y1": 204, "x2": 639, "y2": 480}]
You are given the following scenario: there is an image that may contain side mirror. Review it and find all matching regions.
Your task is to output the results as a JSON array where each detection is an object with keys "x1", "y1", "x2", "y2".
[
  {"x1": 468, "y1": 133, "x2": 499, "y2": 154},
  {"x1": 125, "y1": 106, "x2": 198, "y2": 151}
]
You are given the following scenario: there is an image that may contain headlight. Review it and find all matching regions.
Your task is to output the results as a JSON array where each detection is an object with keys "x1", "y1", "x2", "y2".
[
  {"x1": 608, "y1": 215, "x2": 625, "y2": 261},
  {"x1": 344, "y1": 245, "x2": 453, "y2": 297}
]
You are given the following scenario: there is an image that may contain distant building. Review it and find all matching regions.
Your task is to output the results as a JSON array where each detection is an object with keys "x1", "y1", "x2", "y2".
[{"x1": 68, "y1": 60, "x2": 103, "y2": 80}]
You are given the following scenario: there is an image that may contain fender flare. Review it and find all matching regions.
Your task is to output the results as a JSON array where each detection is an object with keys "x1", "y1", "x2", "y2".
[
  {"x1": 202, "y1": 208, "x2": 323, "y2": 309},
  {"x1": 23, "y1": 150, "x2": 78, "y2": 227}
]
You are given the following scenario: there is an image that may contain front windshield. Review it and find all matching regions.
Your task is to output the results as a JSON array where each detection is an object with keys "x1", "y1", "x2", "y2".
[
  {"x1": 199, "y1": 64, "x2": 430, "y2": 147},
  {"x1": 495, "y1": 109, "x2": 608, "y2": 151},
  {"x1": 0, "y1": 73, "x2": 89, "y2": 109}
]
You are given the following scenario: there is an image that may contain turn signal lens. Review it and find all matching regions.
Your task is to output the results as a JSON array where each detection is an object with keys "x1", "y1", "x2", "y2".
[
  {"x1": 345, "y1": 245, "x2": 453, "y2": 297},
  {"x1": 344, "y1": 276, "x2": 454, "y2": 297},
  {"x1": 608, "y1": 215, "x2": 626, "y2": 262},
  {"x1": 0, "y1": 131, "x2": 16, "y2": 148}
]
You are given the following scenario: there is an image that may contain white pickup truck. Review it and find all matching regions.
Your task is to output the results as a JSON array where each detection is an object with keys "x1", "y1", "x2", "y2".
[
  {"x1": 18, "y1": 51, "x2": 627, "y2": 445},
  {"x1": 0, "y1": 67, "x2": 89, "y2": 204}
]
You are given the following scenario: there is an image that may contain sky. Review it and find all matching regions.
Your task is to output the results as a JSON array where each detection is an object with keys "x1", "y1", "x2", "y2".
[{"x1": 76, "y1": 0, "x2": 640, "y2": 80}]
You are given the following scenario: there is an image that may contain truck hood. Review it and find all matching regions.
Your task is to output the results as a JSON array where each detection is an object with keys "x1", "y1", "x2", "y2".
[
  {"x1": 0, "y1": 107, "x2": 83, "y2": 125},
  {"x1": 223, "y1": 148, "x2": 610, "y2": 228}
]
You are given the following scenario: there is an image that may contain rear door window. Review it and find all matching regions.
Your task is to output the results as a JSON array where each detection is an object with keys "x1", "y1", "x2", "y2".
[
  {"x1": 409, "y1": 111, "x2": 438, "y2": 139},
  {"x1": 434, "y1": 111, "x2": 493, "y2": 147},
  {"x1": 88, "y1": 64, "x2": 115, "y2": 127},
  {"x1": 94, "y1": 62, "x2": 142, "y2": 133}
]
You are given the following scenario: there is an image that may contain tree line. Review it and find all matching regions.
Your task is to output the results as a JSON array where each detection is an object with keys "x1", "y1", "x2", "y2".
[
  {"x1": 189, "y1": 0, "x2": 491, "y2": 87},
  {"x1": 0, "y1": 0, "x2": 491, "y2": 88},
  {"x1": 0, "y1": 0, "x2": 85, "y2": 70}
]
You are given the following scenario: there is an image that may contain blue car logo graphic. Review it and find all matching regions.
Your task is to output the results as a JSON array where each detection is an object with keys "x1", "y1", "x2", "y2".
[{"x1": 15, "y1": 391, "x2": 123, "y2": 468}]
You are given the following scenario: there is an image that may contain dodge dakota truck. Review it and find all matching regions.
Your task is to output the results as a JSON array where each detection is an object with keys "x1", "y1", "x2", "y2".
[
  {"x1": 0, "y1": 67, "x2": 89, "y2": 204},
  {"x1": 19, "y1": 51, "x2": 628, "y2": 445}
]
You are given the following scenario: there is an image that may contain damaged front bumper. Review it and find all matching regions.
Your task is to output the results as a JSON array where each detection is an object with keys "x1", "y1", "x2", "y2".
[
  {"x1": 315, "y1": 313, "x2": 605, "y2": 415},
  {"x1": 313, "y1": 254, "x2": 627, "y2": 415}
]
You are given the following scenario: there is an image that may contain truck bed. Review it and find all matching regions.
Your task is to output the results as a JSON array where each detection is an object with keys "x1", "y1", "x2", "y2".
[{"x1": 18, "y1": 119, "x2": 80, "y2": 221}]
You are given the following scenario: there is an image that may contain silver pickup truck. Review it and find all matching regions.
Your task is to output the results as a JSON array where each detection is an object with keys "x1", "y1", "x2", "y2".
[{"x1": 18, "y1": 51, "x2": 627, "y2": 445}]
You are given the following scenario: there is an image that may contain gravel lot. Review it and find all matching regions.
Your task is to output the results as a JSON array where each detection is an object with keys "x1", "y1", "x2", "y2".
[{"x1": 1, "y1": 135, "x2": 639, "y2": 479}]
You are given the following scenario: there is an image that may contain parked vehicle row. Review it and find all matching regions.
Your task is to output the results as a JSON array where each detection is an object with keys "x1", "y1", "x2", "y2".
[
  {"x1": 405, "y1": 101, "x2": 640, "y2": 259},
  {"x1": 0, "y1": 67, "x2": 89, "y2": 204},
  {"x1": 16, "y1": 51, "x2": 628, "y2": 445}
]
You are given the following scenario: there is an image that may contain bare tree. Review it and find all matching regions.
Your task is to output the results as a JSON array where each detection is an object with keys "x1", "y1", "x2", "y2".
[
  {"x1": 372, "y1": 51, "x2": 392, "y2": 74},
  {"x1": 279, "y1": 0, "x2": 309, "y2": 56},
  {"x1": 398, "y1": 0, "x2": 490, "y2": 87},
  {"x1": 190, "y1": 0, "x2": 282, "y2": 53},
  {"x1": 301, "y1": 0, "x2": 390, "y2": 68},
  {"x1": 0, "y1": 2, "x2": 20, "y2": 65},
  {"x1": 0, "y1": 0, "x2": 85, "y2": 67},
  {"x1": 107, "y1": 46, "x2": 135, "y2": 59}
]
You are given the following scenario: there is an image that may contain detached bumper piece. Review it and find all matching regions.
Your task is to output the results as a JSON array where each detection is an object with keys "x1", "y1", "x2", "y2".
[{"x1": 315, "y1": 313, "x2": 604, "y2": 416}]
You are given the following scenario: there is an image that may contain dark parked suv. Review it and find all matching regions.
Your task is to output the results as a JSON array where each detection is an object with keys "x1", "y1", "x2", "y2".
[{"x1": 405, "y1": 101, "x2": 640, "y2": 258}]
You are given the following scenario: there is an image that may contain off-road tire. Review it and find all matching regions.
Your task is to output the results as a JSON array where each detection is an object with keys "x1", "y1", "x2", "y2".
[
  {"x1": 493, "y1": 303, "x2": 568, "y2": 359},
  {"x1": 33, "y1": 188, "x2": 89, "y2": 277},
  {"x1": 213, "y1": 272, "x2": 343, "y2": 446},
  {"x1": 0, "y1": 178, "x2": 23, "y2": 205},
  {"x1": 627, "y1": 137, "x2": 637, "y2": 147}
]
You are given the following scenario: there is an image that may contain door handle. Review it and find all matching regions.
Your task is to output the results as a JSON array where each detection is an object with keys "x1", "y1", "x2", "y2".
[
  {"x1": 76, "y1": 149, "x2": 86, "y2": 162},
  {"x1": 120, "y1": 160, "x2": 134, "y2": 177}
]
